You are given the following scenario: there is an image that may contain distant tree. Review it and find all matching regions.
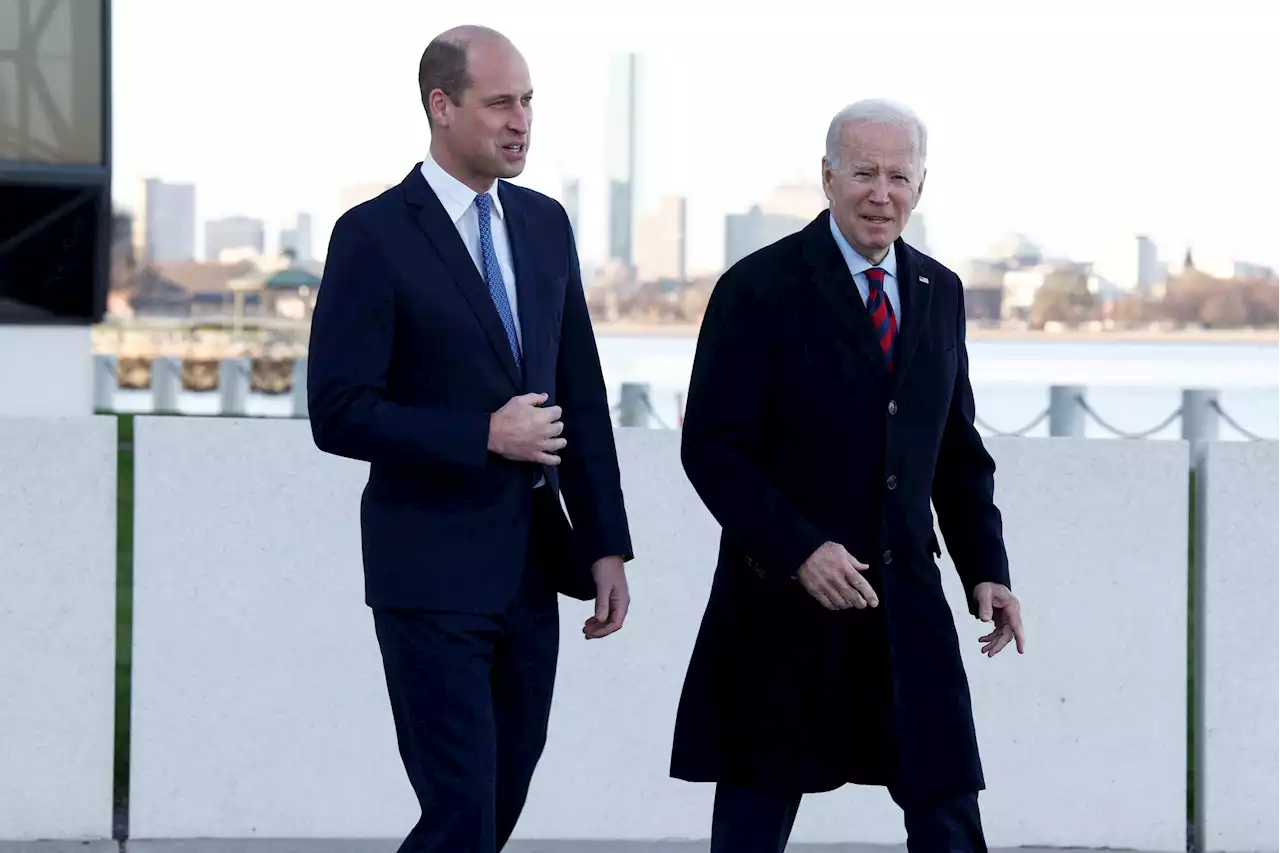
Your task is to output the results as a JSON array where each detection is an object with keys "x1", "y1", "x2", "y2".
[
  {"x1": 1199, "y1": 288, "x2": 1249, "y2": 328},
  {"x1": 1028, "y1": 268, "x2": 1096, "y2": 328}
]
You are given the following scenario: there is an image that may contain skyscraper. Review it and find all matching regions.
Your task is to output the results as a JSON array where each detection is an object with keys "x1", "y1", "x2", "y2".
[
  {"x1": 134, "y1": 178, "x2": 196, "y2": 263},
  {"x1": 605, "y1": 53, "x2": 644, "y2": 269}
]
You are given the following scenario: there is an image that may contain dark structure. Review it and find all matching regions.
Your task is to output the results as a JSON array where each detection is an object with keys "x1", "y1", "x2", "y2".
[{"x1": 0, "y1": 0, "x2": 111, "y2": 324}]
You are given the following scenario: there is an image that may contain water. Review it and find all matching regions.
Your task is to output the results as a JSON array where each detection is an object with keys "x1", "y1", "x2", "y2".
[{"x1": 111, "y1": 336, "x2": 1279, "y2": 441}]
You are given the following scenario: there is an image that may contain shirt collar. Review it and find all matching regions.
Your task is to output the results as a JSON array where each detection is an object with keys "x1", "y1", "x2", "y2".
[
  {"x1": 419, "y1": 151, "x2": 504, "y2": 224},
  {"x1": 828, "y1": 212, "x2": 897, "y2": 280}
]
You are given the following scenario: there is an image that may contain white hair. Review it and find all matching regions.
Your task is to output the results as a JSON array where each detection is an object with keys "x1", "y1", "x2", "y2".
[{"x1": 825, "y1": 98, "x2": 928, "y2": 174}]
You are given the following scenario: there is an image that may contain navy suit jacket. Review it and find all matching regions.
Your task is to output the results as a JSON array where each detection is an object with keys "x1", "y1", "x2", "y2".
[{"x1": 307, "y1": 164, "x2": 633, "y2": 613}]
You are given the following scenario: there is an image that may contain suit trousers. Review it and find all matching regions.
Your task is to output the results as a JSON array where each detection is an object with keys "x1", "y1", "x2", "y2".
[
  {"x1": 710, "y1": 782, "x2": 987, "y2": 853},
  {"x1": 371, "y1": 493, "x2": 561, "y2": 853}
]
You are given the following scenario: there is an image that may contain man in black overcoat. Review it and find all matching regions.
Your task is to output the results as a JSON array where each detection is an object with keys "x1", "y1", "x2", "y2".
[{"x1": 670, "y1": 99, "x2": 1027, "y2": 852}]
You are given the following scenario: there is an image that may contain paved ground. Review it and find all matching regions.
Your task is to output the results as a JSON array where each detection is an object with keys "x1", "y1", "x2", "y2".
[{"x1": 0, "y1": 841, "x2": 1161, "y2": 853}]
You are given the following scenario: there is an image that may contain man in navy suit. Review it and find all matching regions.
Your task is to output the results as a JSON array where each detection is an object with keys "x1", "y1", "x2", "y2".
[
  {"x1": 307, "y1": 25, "x2": 633, "y2": 853},
  {"x1": 670, "y1": 100, "x2": 1027, "y2": 852}
]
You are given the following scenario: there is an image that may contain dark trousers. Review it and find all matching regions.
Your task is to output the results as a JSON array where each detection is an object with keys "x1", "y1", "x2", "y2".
[
  {"x1": 371, "y1": 497, "x2": 560, "y2": 853},
  {"x1": 710, "y1": 783, "x2": 987, "y2": 853}
]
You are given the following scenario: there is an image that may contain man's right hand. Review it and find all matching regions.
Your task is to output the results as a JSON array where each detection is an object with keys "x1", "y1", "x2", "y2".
[
  {"x1": 488, "y1": 392, "x2": 566, "y2": 465},
  {"x1": 796, "y1": 542, "x2": 879, "y2": 611}
]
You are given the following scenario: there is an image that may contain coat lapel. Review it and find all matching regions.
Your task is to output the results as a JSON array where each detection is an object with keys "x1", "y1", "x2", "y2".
[
  {"x1": 499, "y1": 181, "x2": 544, "y2": 395},
  {"x1": 401, "y1": 165, "x2": 522, "y2": 389},
  {"x1": 802, "y1": 212, "x2": 892, "y2": 373},
  {"x1": 889, "y1": 239, "x2": 932, "y2": 388}
]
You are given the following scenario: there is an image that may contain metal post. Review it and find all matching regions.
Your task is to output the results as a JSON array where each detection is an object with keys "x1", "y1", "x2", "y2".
[
  {"x1": 1182, "y1": 389, "x2": 1219, "y2": 463},
  {"x1": 151, "y1": 356, "x2": 181, "y2": 415},
  {"x1": 618, "y1": 382, "x2": 650, "y2": 427},
  {"x1": 291, "y1": 357, "x2": 308, "y2": 418},
  {"x1": 93, "y1": 354, "x2": 117, "y2": 413},
  {"x1": 219, "y1": 357, "x2": 250, "y2": 417},
  {"x1": 1048, "y1": 385, "x2": 1084, "y2": 437}
]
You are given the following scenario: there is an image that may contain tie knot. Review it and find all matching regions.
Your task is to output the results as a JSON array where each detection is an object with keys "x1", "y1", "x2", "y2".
[
  {"x1": 866, "y1": 267, "x2": 886, "y2": 290},
  {"x1": 475, "y1": 192, "x2": 491, "y2": 215}
]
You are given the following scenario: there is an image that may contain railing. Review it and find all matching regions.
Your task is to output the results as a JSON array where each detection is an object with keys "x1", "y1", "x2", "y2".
[
  {"x1": 2, "y1": 417, "x2": 1277, "y2": 852},
  {"x1": 91, "y1": 355, "x2": 1269, "y2": 447}
]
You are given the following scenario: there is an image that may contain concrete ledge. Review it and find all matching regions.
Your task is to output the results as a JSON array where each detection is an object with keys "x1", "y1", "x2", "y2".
[
  {"x1": 0, "y1": 844, "x2": 117, "y2": 853},
  {"x1": 119, "y1": 842, "x2": 1163, "y2": 853}
]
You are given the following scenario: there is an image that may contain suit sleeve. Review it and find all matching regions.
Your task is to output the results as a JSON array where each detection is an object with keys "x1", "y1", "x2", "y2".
[
  {"x1": 306, "y1": 211, "x2": 491, "y2": 472},
  {"x1": 680, "y1": 270, "x2": 827, "y2": 578},
  {"x1": 554, "y1": 213, "x2": 634, "y2": 565},
  {"x1": 931, "y1": 280, "x2": 1011, "y2": 613}
]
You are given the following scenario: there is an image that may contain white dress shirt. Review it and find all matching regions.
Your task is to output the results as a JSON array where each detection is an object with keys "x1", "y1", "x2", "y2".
[
  {"x1": 828, "y1": 213, "x2": 902, "y2": 324},
  {"x1": 420, "y1": 153, "x2": 545, "y2": 486},
  {"x1": 419, "y1": 152, "x2": 523, "y2": 351}
]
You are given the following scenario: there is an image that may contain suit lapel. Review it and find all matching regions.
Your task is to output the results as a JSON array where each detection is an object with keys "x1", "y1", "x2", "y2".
[
  {"x1": 890, "y1": 239, "x2": 932, "y2": 388},
  {"x1": 401, "y1": 166, "x2": 522, "y2": 389},
  {"x1": 802, "y1": 212, "x2": 893, "y2": 373},
  {"x1": 500, "y1": 182, "x2": 543, "y2": 394}
]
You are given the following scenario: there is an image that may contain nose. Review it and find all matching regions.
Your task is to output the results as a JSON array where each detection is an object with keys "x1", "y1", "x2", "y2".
[
  {"x1": 508, "y1": 105, "x2": 530, "y2": 135},
  {"x1": 868, "y1": 175, "x2": 891, "y2": 204}
]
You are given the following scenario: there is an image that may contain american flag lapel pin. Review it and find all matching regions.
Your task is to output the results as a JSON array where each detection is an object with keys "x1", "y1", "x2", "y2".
[{"x1": 918, "y1": 275, "x2": 930, "y2": 283}]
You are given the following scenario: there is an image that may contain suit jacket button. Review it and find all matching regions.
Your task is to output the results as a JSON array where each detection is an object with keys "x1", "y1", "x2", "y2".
[
  {"x1": 883, "y1": 549, "x2": 893, "y2": 565},
  {"x1": 888, "y1": 400, "x2": 898, "y2": 415},
  {"x1": 886, "y1": 475, "x2": 898, "y2": 490}
]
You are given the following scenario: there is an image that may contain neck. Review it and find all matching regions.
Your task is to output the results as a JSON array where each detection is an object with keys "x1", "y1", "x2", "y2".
[
  {"x1": 429, "y1": 139, "x2": 494, "y2": 195},
  {"x1": 859, "y1": 246, "x2": 890, "y2": 266}
]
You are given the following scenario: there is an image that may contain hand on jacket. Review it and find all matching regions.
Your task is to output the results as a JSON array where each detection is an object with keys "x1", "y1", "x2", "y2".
[{"x1": 796, "y1": 542, "x2": 879, "y2": 611}]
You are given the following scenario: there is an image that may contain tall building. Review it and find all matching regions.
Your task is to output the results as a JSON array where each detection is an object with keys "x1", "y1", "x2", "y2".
[
  {"x1": 723, "y1": 182, "x2": 825, "y2": 268},
  {"x1": 205, "y1": 216, "x2": 264, "y2": 262},
  {"x1": 134, "y1": 178, "x2": 196, "y2": 263},
  {"x1": 1092, "y1": 234, "x2": 1162, "y2": 295},
  {"x1": 902, "y1": 213, "x2": 930, "y2": 255},
  {"x1": 279, "y1": 212, "x2": 313, "y2": 262},
  {"x1": 562, "y1": 179, "x2": 581, "y2": 240},
  {"x1": 635, "y1": 195, "x2": 687, "y2": 283},
  {"x1": 724, "y1": 206, "x2": 809, "y2": 269},
  {"x1": 606, "y1": 53, "x2": 644, "y2": 268}
]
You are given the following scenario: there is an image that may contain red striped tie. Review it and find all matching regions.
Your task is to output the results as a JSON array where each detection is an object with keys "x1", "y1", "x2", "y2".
[{"x1": 865, "y1": 267, "x2": 897, "y2": 371}]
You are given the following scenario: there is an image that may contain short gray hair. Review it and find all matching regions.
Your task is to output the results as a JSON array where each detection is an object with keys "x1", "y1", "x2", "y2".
[{"x1": 825, "y1": 99, "x2": 928, "y2": 174}]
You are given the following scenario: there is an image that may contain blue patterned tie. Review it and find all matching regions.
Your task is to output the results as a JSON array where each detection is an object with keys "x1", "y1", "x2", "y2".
[{"x1": 475, "y1": 192, "x2": 521, "y2": 364}]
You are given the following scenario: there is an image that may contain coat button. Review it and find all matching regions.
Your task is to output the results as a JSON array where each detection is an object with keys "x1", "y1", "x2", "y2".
[
  {"x1": 883, "y1": 549, "x2": 893, "y2": 565},
  {"x1": 886, "y1": 475, "x2": 898, "y2": 490},
  {"x1": 888, "y1": 400, "x2": 898, "y2": 415}
]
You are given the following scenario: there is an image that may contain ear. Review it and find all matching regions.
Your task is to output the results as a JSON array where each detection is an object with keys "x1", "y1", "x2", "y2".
[
  {"x1": 821, "y1": 156, "x2": 835, "y2": 202},
  {"x1": 428, "y1": 89, "x2": 452, "y2": 128},
  {"x1": 913, "y1": 168, "x2": 927, "y2": 210}
]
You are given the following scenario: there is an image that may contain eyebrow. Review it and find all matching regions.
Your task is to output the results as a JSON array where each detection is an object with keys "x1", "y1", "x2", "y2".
[{"x1": 487, "y1": 89, "x2": 534, "y2": 102}]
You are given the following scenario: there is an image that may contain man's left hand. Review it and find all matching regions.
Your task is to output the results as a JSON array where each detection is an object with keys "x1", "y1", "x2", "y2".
[
  {"x1": 973, "y1": 582, "x2": 1025, "y2": 657},
  {"x1": 584, "y1": 556, "x2": 629, "y2": 640}
]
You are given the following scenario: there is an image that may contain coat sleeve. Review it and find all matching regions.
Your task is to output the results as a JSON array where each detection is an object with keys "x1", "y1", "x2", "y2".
[
  {"x1": 553, "y1": 211, "x2": 634, "y2": 565},
  {"x1": 680, "y1": 269, "x2": 827, "y2": 578},
  {"x1": 306, "y1": 211, "x2": 491, "y2": 472},
  {"x1": 931, "y1": 280, "x2": 1011, "y2": 614}
]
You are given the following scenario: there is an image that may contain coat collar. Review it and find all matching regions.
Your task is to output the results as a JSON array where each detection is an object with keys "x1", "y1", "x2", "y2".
[{"x1": 801, "y1": 210, "x2": 932, "y2": 386}]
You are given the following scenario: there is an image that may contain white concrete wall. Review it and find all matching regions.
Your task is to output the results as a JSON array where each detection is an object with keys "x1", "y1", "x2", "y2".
[
  {"x1": 0, "y1": 327, "x2": 93, "y2": 416},
  {"x1": 0, "y1": 416, "x2": 117, "y2": 839},
  {"x1": 1199, "y1": 441, "x2": 1279, "y2": 853},
  {"x1": 127, "y1": 419, "x2": 1201, "y2": 849}
]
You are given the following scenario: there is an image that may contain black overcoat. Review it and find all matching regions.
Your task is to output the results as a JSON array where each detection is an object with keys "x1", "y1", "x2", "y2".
[{"x1": 670, "y1": 210, "x2": 1012, "y2": 801}]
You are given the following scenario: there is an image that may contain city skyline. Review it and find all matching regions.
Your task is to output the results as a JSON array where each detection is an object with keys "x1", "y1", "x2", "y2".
[{"x1": 109, "y1": 2, "x2": 1279, "y2": 276}]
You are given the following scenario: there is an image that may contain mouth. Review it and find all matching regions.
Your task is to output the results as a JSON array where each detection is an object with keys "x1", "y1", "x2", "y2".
[
  {"x1": 861, "y1": 215, "x2": 892, "y2": 225},
  {"x1": 502, "y1": 143, "x2": 526, "y2": 155}
]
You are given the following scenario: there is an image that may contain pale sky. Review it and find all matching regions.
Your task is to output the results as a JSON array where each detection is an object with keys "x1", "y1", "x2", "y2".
[{"x1": 110, "y1": 0, "x2": 1279, "y2": 275}]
